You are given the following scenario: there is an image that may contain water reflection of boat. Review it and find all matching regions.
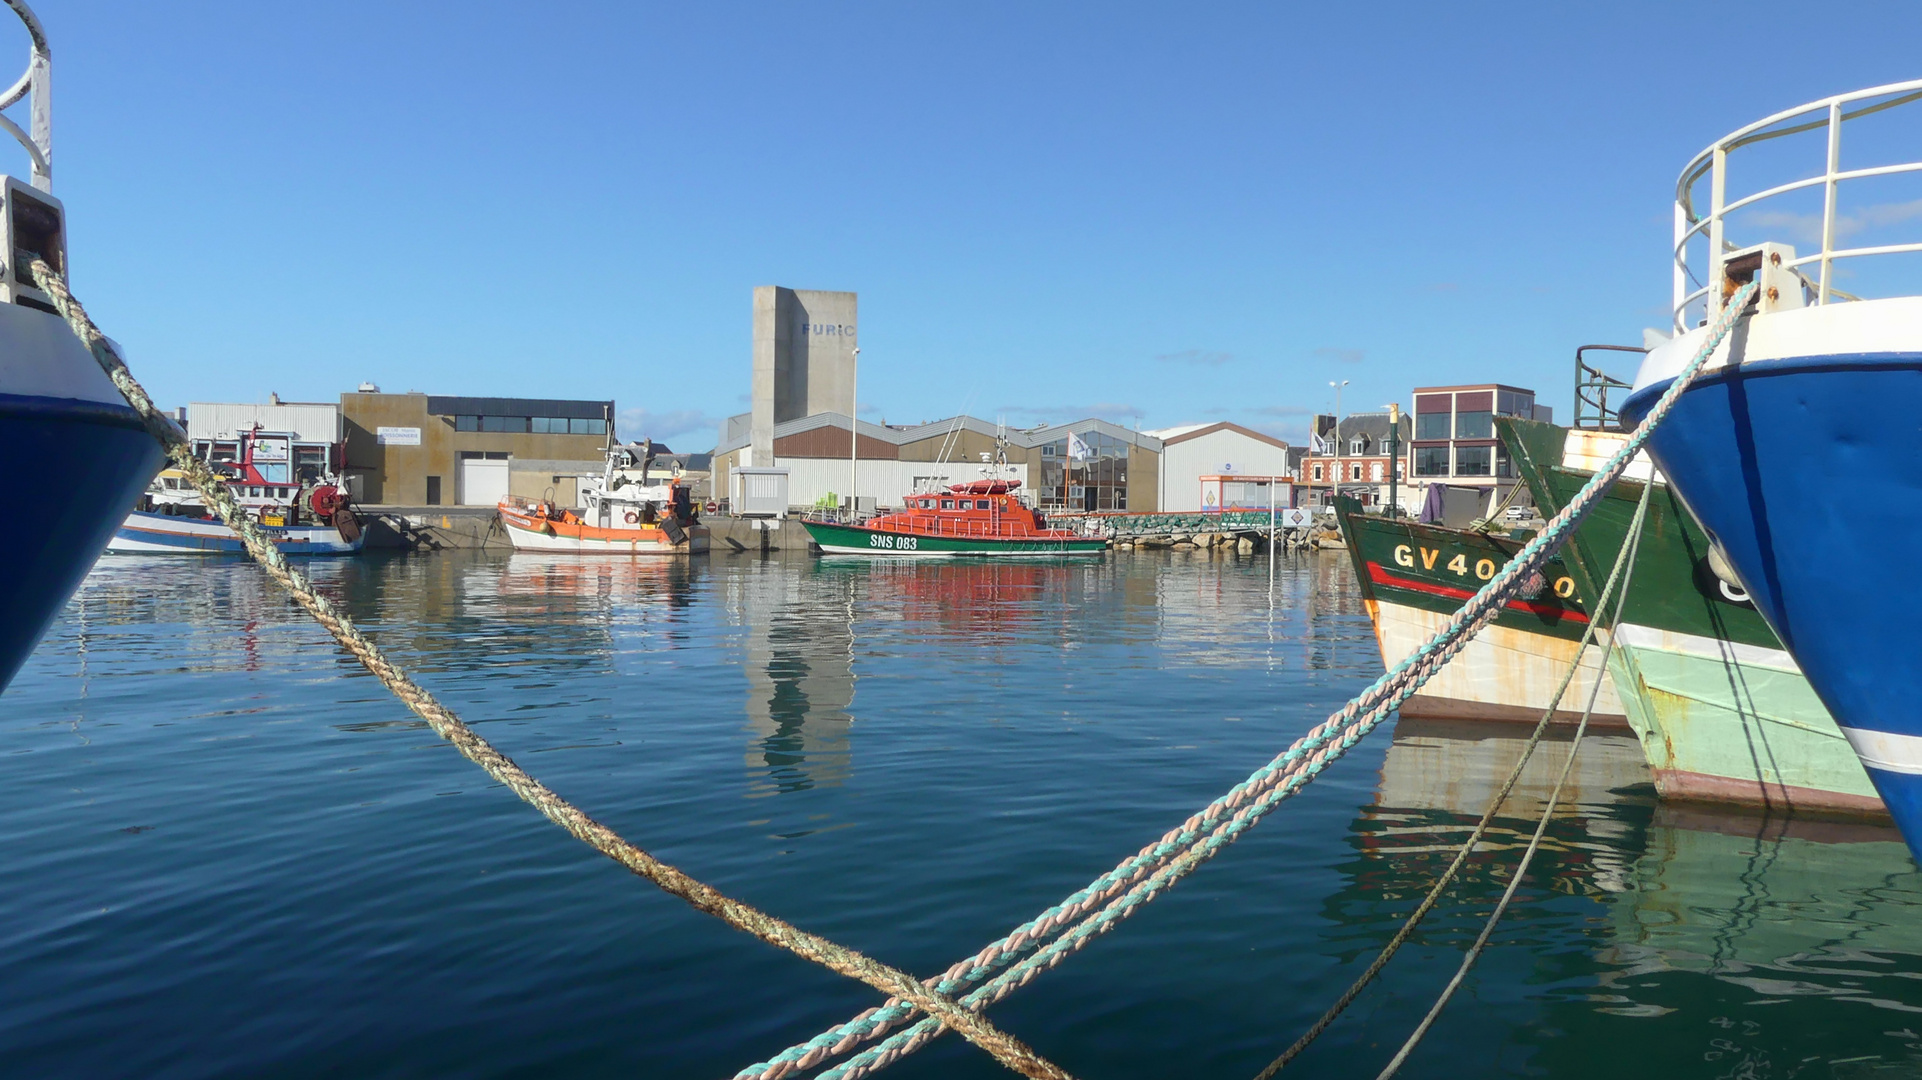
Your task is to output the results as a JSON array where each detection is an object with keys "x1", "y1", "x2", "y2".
[
  {"x1": 1340, "y1": 719, "x2": 1922, "y2": 1075},
  {"x1": 494, "y1": 551, "x2": 703, "y2": 611}
]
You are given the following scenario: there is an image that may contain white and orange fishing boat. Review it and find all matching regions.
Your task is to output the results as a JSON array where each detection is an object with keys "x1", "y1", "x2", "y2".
[{"x1": 498, "y1": 443, "x2": 709, "y2": 554}]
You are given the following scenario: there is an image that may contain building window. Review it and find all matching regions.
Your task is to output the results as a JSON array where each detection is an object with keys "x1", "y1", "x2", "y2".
[
  {"x1": 1350, "y1": 436, "x2": 1368, "y2": 455},
  {"x1": 1312, "y1": 463, "x2": 1324, "y2": 481},
  {"x1": 1456, "y1": 446, "x2": 1492, "y2": 476},
  {"x1": 569, "y1": 417, "x2": 605, "y2": 435},
  {"x1": 1455, "y1": 410, "x2": 1493, "y2": 439},
  {"x1": 1415, "y1": 447, "x2": 1449, "y2": 476},
  {"x1": 1350, "y1": 463, "x2": 1364, "y2": 482},
  {"x1": 425, "y1": 476, "x2": 442, "y2": 505},
  {"x1": 456, "y1": 415, "x2": 480, "y2": 432},
  {"x1": 1370, "y1": 462, "x2": 1383, "y2": 481},
  {"x1": 1495, "y1": 446, "x2": 1516, "y2": 479},
  {"x1": 1415, "y1": 412, "x2": 1451, "y2": 440}
]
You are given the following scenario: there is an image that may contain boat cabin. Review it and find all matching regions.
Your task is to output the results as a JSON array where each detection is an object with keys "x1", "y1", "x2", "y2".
[{"x1": 867, "y1": 480, "x2": 1071, "y2": 540}]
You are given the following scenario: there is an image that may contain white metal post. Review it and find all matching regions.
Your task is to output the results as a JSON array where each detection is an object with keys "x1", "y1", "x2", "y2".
[
  {"x1": 1820, "y1": 102, "x2": 1842, "y2": 304},
  {"x1": 1268, "y1": 476, "x2": 1276, "y2": 577},
  {"x1": 1672, "y1": 201, "x2": 1688, "y2": 326},
  {"x1": 850, "y1": 347, "x2": 859, "y2": 521},
  {"x1": 1708, "y1": 145, "x2": 1728, "y2": 317},
  {"x1": 1329, "y1": 380, "x2": 1348, "y2": 510}
]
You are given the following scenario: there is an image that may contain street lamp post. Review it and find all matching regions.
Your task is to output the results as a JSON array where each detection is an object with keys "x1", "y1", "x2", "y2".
[
  {"x1": 1328, "y1": 379, "x2": 1349, "y2": 510},
  {"x1": 1386, "y1": 401, "x2": 1401, "y2": 518},
  {"x1": 850, "y1": 347, "x2": 860, "y2": 521}
]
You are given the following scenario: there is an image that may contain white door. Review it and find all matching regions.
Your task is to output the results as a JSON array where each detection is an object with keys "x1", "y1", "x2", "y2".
[{"x1": 459, "y1": 458, "x2": 510, "y2": 506}]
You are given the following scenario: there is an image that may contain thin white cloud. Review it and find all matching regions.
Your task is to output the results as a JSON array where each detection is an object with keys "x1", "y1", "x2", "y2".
[
  {"x1": 1743, "y1": 198, "x2": 1922, "y2": 246},
  {"x1": 616, "y1": 407, "x2": 719, "y2": 445},
  {"x1": 1000, "y1": 401, "x2": 1147, "y2": 422}
]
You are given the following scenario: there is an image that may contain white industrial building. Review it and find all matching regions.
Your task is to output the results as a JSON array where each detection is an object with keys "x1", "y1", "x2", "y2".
[{"x1": 1147, "y1": 422, "x2": 1295, "y2": 512}]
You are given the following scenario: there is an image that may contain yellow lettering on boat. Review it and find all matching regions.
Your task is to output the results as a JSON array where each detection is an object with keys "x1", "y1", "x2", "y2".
[
  {"x1": 1475, "y1": 558, "x2": 1495, "y2": 580},
  {"x1": 1420, "y1": 547, "x2": 1439, "y2": 570},
  {"x1": 1446, "y1": 554, "x2": 1467, "y2": 576},
  {"x1": 1555, "y1": 576, "x2": 1575, "y2": 598},
  {"x1": 1393, "y1": 544, "x2": 1414, "y2": 567}
]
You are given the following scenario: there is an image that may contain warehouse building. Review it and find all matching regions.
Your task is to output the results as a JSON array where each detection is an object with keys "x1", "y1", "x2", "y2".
[
  {"x1": 713, "y1": 412, "x2": 1160, "y2": 512},
  {"x1": 1146, "y1": 422, "x2": 1294, "y2": 512},
  {"x1": 339, "y1": 390, "x2": 613, "y2": 506}
]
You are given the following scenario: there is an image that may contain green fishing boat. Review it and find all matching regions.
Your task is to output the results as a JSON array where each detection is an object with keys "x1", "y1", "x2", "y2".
[
  {"x1": 800, "y1": 479, "x2": 1107, "y2": 557},
  {"x1": 1332, "y1": 498, "x2": 1627, "y2": 726},
  {"x1": 1498, "y1": 417, "x2": 1881, "y2": 817}
]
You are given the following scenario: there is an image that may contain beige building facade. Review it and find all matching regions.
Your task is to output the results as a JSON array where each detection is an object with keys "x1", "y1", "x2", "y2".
[{"x1": 340, "y1": 392, "x2": 613, "y2": 506}]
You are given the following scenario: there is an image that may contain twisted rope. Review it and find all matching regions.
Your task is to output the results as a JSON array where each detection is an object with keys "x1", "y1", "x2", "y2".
[
  {"x1": 28, "y1": 259, "x2": 1071, "y2": 1080},
  {"x1": 740, "y1": 280, "x2": 1760, "y2": 1080},
  {"x1": 1253, "y1": 473, "x2": 1657, "y2": 1079}
]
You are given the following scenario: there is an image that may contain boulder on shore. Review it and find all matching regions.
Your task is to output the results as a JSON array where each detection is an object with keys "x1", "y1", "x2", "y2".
[{"x1": 1237, "y1": 537, "x2": 1256, "y2": 554}]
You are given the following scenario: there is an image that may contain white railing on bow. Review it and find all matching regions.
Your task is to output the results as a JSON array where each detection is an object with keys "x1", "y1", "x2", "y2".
[
  {"x1": 1672, "y1": 78, "x2": 1922, "y2": 333},
  {"x1": 0, "y1": 1, "x2": 47, "y2": 191}
]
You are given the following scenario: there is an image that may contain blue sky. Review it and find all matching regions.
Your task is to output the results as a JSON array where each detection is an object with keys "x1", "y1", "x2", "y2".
[{"x1": 33, "y1": 2, "x2": 1922, "y2": 449}]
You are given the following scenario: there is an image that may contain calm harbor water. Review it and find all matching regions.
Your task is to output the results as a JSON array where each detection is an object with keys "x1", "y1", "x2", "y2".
[{"x1": 5, "y1": 547, "x2": 1921, "y2": 1079}]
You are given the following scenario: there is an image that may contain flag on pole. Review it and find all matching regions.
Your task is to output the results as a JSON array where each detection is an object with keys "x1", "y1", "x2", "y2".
[{"x1": 1068, "y1": 432, "x2": 1094, "y2": 461}]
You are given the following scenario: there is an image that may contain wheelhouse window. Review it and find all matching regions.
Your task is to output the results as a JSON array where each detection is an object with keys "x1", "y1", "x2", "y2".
[{"x1": 942, "y1": 499, "x2": 955, "y2": 509}]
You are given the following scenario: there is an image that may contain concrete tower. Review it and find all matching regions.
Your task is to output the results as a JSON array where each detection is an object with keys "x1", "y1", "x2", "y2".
[{"x1": 749, "y1": 287, "x2": 857, "y2": 465}]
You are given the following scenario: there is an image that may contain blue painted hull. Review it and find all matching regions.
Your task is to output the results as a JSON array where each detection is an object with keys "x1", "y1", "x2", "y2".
[
  {"x1": 1622, "y1": 353, "x2": 1922, "y2": 857},
  {"x1": 0, "y1": 392, "x2": 163, "y2": 691}
]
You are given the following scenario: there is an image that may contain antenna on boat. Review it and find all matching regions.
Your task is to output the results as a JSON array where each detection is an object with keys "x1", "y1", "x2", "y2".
[{"x1": 0, "y1": 1, "x2": 61, "y2": 313}]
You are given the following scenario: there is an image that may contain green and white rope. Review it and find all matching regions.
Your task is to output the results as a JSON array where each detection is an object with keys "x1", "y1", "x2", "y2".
[{"x1": 740, "y1": 281, "x2": 1758, "y2": 1080}]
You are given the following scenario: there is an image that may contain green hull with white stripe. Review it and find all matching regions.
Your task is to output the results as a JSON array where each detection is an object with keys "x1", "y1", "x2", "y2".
[
  {"x1": 1499, "y1": 417, "x2": 1881, "y2": 817},
  {"x1": 801, "y1": 519, "x2": 1108, "y2": 557}
]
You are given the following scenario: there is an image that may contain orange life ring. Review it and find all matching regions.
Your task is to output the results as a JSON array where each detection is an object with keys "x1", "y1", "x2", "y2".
[{"x1": 624, "y1": 510, "x2": 639, "y2": 525}]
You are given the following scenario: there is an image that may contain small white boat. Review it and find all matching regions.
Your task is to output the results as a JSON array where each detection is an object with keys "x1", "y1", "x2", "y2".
[{"x1": 109, "y1": 509, "x2": 363, "y2": 556}]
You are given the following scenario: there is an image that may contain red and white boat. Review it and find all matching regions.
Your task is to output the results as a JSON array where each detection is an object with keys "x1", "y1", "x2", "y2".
[
  {"x1": 800, "y1": 479, "x2": 1107, "y2": 557},
  {"x1": 499, "y1": 444, "x2": 709, "y2": 554}
]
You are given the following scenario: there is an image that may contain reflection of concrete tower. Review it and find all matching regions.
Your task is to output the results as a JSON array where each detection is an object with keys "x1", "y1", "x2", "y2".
[
  {"x1": 748, "y1": 287, "x2": 858, "y2": 466},
  {"x1": 732, "y1": 565, "x2": 855, "y2": 795}
]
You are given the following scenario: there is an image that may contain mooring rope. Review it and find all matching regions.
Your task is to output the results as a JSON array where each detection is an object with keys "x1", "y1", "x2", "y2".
[
  {"x1": 1251, "y1": 474, "x2": 1657, "y2": 1079},
  {"x1": 27, "y1": 259, "x2": 1073, "y2": 1080},
  {"x1": 741, "y1": 281, "x2": 1759, "y2": 1080},
  {"x1": 1374, "y1": 476, "x2": 1655, "y2": 1080}
]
